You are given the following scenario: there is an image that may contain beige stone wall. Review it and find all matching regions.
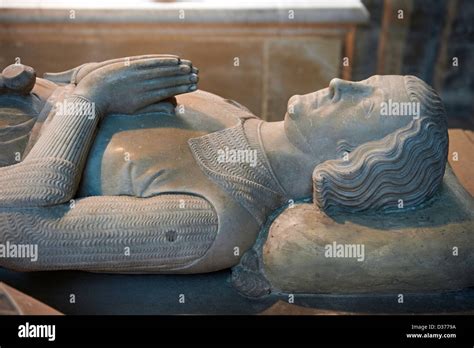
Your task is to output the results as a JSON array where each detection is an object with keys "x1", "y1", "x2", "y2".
[{"x1": 0, "y1": 23, "x2": 346, "y2": 121}]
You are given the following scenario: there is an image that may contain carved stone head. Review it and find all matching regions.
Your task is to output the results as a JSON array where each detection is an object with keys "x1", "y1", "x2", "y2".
[{"x1": 284, "y1": 75, "x2": 448, "y2": 212}]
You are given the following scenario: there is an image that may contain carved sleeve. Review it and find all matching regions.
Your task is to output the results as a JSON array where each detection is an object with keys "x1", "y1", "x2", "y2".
[
  {"x1": 0, "y1": 194, "x2": 218, "y2": 272},
  {"x1": 0, "y1": 95, "x2": 99, "y2": 207}
]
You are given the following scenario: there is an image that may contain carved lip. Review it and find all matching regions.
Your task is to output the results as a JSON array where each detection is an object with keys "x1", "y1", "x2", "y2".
[
  {"x1": 315, "y1": 87, "x2": 336, "y2": 109},
  {"x1": 314, "y1": 89, "x2": 330, "y2": 109},
  {"x1": 287, "y1": 88, "x2": 332, "y2": 114},
  {"x1": 287, "y1": 94, "x2": 300, "y2": 114}
]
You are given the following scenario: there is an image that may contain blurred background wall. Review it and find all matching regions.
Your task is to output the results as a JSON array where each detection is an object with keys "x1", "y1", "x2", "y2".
[
  {"x1": 0, "y1": 0, "x2": 367, "y2": 121},
  {"x1": 0, "y1": 0, "x2": 472, "y2": 128},
  {"x1": 353, "y1": 0, "x2": 473, "y2": 130}
]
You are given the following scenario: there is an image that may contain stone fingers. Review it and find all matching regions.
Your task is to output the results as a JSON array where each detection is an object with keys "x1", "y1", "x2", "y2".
[
  {"x1": 141, "y1": 73, "x2": 198, "y2": 91},
  {"x1": 179, "y1": 59, "x2": 199, "y2": 74},
  {"x1": 143, "y1": 64, "x2": 195, "y2": 78},
  {"x1": 131, "y1": 57, "x2": 181, "y2": 70},
  {"x1": 140, "y1": 84, "x2": 197, "y2": 106},
  {"x1": 75, "y1": 55, "x2": 181, "y2": 83}
]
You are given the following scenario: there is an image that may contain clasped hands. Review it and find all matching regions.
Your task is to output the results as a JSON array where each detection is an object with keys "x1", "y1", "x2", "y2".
[{"x1": 45, "y1": 54, "x2": 199, "y2": 116}]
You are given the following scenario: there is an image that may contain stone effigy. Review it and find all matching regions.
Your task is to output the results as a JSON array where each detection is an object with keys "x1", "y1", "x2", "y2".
[{"x1": 0, "y1": 56, "x2": 472, "y2": 297}]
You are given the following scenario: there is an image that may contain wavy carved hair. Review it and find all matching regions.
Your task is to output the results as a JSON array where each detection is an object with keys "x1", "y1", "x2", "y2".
[{"x1": 313, "y1": 75, "x2": 448, "y2": 213}]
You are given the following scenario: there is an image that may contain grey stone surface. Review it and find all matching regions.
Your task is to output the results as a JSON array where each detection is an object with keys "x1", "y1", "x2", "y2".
[
  {"x1": 0, "y1": 0, "x2": 369, "y2": 24},
  {"x1": 263, "y1": 165, "x2": 474, "y2": 294},
  {"x1": 0, "y1": 56, "x2": 468, "y2": 301}
]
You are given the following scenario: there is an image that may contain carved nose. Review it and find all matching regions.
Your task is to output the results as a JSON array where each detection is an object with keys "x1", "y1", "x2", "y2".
[
  {"x1": 329, "y1": 78, "x2": 347, "y2": 101},
  {"x1": 329, "y1": 78, "x2": 371, "y2": 100},
  {"x1": 329, "y1": 78, "x2": 354, "y2": 92}
]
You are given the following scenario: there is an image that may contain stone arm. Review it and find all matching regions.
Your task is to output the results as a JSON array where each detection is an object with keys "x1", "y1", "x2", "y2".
[
  {"x1": 0, "y1": 55, "x2": 198, "y2": 208},
  {"x1": 0, "y1": 94, "x2": 100, "y2": 207},
  {"x1": 0, "y1": 57, "x2": 217, "y2": 272},
  {"x1": 0, "y1": 99, "x2": 217, "y2": 271},
  {"x1": 0, "y1": 194, "x2": 217, "y2": 272}
]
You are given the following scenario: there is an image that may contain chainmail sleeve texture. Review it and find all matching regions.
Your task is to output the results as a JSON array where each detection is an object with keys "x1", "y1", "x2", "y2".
[
  {"x1": 188, "y1": 120, "x2": 286, "y2": 225},
  {"x1": 0, "y1": 95, "x2": 98, "y2": 207},
  {"x1": 0, "y1": 194, "x2": 218, "y2": 272},
  {"x1": 0, "y1": 95, "x2": 218, "y2": 272}
]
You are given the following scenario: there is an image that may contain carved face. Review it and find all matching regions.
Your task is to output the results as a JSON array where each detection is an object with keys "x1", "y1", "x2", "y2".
[{"x1": 284, "y1": 75, "x2": 416, "y2": 160}]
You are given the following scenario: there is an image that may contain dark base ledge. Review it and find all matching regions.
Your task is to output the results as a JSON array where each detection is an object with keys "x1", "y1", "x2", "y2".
[{"x1": 0, "y1": 268, "x2": 473, "y2": 315}]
